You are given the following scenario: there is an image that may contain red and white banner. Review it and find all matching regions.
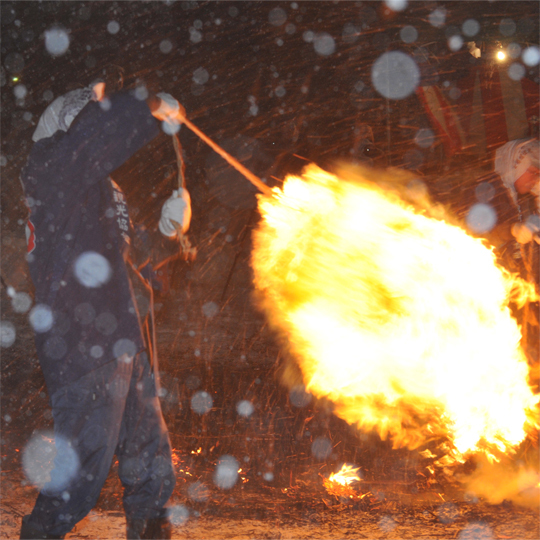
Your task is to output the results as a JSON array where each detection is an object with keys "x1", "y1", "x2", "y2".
[
  {"x1": 455, "y1": 62, "x2": 539, "y2": 156},
  {"x1": 26, "y1": 220, "x2": 36, "y2": 253},
  {"x1": 416, "y1": 85, "x2": 467, "y2": 157}
]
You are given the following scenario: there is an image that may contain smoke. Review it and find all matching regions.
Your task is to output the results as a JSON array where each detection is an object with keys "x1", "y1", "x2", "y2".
[{"x1": 459, "y1": 454, "x2": 539, "y2": 509}]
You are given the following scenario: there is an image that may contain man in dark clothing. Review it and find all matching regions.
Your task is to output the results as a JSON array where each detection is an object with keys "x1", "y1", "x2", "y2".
[{"x1": 19, "y1": 83, "x2": 191, "y2": 539}]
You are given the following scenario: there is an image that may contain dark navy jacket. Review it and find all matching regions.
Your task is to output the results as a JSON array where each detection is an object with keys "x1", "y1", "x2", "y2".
[{"x1": 21, "y1": 91, "x2": 177, "y2": 394}]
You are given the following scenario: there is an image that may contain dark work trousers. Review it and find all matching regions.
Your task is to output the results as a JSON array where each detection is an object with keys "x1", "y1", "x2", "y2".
[{"x1": 27, "y1": 351, "x2": 176, "y2": 537}]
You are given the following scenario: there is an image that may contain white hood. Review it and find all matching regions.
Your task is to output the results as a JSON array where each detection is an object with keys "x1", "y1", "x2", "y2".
[{"x1": 32, "y1": 87, "x2": 94, "y2": 142}]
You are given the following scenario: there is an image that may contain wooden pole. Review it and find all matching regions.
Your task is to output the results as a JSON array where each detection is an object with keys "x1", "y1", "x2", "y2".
[{"x1": 178, "y1": 115, "x2": 273, "y2": 196}]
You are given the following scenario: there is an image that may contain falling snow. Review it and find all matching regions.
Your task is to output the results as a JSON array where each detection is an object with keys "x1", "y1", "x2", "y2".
[
  {"x1": 191, "y1": 391, "x2": 213, "y2": 414},
  {"x1": 213, "y1": 455, "x2": 239, "y2": 490},
  {"x1": 22, "y1": 430, "x2": 80, "y2": 492},
  {"x1": 29, "y1": 304, "x2": 54, "y2": 333},
  {"x1": 371, "y1": 51, "x2": 420, "y2": 99},
  {"x1": 44, "y1": 27, "x2": 70, "y2": 57},
  {"x1": 73, "y1": 252, "x2": 112, "y2": 288},
  {"x1": 1, "y1": 1, "x2": 539, "y2": 537}
]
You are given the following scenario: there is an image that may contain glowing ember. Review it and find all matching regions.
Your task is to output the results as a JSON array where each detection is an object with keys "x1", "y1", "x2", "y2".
[
  {"x1": 252, "y1": 164, "x2": 539, "y2": 462},
  {"x1": 328, "y1": 464, "x2": 362, "y2": 486},
  {"x1": 171, "y1": 449, "x2": 182, "y2": 467},
  {"x1": 323, "y1": 464, "x2": 368, "y2": 501}
]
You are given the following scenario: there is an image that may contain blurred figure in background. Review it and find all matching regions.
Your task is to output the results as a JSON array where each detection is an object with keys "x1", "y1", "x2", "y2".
[
  {"x1": 495, "y1": 137, "x2": 540, "y2": 240},
  {"x1": 350, "y1": 123, "x2": 385, "y2": 167},
  {"x1": 494, "y1": 137, "x2": 539, "y2": 362}
]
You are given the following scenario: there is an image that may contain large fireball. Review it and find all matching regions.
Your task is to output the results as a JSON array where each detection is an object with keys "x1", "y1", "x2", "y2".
[{"x1": 251, "y1": 164, "x2": 539, "y2": 462}]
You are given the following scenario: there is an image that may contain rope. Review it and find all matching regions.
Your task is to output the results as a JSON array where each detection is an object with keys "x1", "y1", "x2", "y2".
[
  {"x1": 170, "y1": 110, "x2": 275, "y2": 260},
  {"x1": 171, "y1": 133, "x2": 196, "y2": 261},
  {"x1": 173, "y1": 133, "x2": 186, "y2": 190}
]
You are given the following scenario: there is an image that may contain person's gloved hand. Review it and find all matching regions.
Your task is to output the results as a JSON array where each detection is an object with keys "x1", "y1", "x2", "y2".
[
  {"x1": 511, "y1": 222, "x2": 537, "y2": 244},
  {"x1": 159, "y1": 188, "x2": 192, "y2": 237},
  {"x1": 154, "y1": 93, "x2": 185, "y2": 128}
]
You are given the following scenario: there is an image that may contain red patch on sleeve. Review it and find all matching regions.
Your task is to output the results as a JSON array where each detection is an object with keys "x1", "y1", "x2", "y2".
[{"x1": 26, "y1": 220, "x2": 36, "y2": 253}]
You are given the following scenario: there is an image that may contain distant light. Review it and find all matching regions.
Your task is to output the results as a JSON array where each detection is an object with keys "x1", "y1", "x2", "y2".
[
  {"x1": 12, "y1": 76, "x2": 19, "y2": 82},
  {"x1": 496, "y1": 51, "x2": 506, "y2": 61}
]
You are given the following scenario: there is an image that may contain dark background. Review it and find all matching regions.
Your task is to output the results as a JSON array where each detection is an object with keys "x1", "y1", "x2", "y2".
[{"x1": 1, "y1": 0, "x2": 539, "y2": 517}]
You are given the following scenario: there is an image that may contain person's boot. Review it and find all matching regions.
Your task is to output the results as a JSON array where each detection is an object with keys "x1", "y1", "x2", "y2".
[
  {"x1": 142, "y1": 517, "x2": 172, "y2": 539},
  {"x1": 19, "y1": 516, "x2": 65, "y2": 539},
  {"x1": 126, "y1": 516, "x2": 172, "y2": 540},
  {"x1": 126, "y1": 518, "x2": 146, "y2": 540}
]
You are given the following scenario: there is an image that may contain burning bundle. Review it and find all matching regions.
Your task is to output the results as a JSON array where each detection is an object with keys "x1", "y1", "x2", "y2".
[
  {"x1": 321, "y1": 464, "x2": 370, "y2": 502},
  {"x1": 251, "y1": 163, "x2": 539, "y2": 464},
  {"x1": 176, "y1": 109, "x2": 537, "y2": 465}
]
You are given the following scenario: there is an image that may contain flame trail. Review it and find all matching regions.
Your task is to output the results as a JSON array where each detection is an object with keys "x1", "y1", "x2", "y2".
[{"x1": 251, "y1": 164, "x2": 539, "y2": 462}]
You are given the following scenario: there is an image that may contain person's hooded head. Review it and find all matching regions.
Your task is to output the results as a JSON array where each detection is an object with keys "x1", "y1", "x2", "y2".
[
  {"x1": 495, "y1": 138, "x2": 539, "y2": 203},
  {"x1": 32, "y1": 86, "x2": 95, "y2": 143}
]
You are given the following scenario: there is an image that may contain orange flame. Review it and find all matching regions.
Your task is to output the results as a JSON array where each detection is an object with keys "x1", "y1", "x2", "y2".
[
  {"x1": 252, "y1": 164, "x2": 539, "y2": 462},
  {"x1": 328, "y1": 464, "x2": 362, "y2": 486},
  {"x1": 323, "y1": 464, "x2": 368, "y2": 500}
]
